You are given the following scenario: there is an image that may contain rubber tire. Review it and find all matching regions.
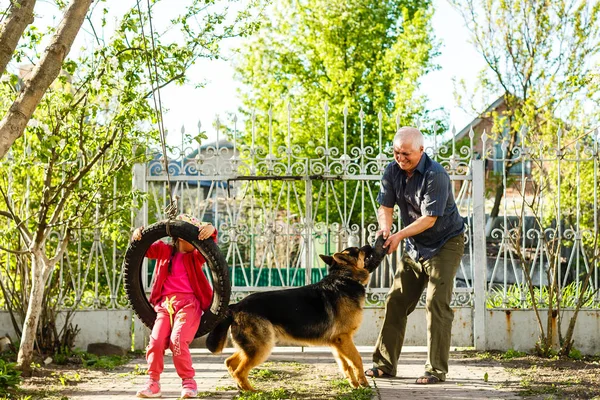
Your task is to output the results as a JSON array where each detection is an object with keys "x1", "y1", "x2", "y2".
[{"x1": 123, "y1": 219, "x2": 230, "y2": 338}]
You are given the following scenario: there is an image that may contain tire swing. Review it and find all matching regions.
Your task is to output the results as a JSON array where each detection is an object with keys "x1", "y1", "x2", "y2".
[
  {"x1": 123, "y1": 218, "x2": 231, "y2": 338},
  {"x1": 125, "y1": 2, "x2": 229, "y2": 338}
]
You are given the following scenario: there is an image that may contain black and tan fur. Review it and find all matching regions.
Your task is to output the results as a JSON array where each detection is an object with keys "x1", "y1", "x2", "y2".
[{"x1": 206, "y1": 239, "x2": 386, "y2": 391}]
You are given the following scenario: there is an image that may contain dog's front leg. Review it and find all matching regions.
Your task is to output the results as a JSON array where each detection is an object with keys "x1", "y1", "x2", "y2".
[
  {"x1": 332, "y1": 335, "x2": 370, "y2": 388},
  {"x1": 333, "y1": 335, "x2": 370, "y2": 388},
  {"x1": 331, "y1": 346, "x2": 358, "y2": 386}
]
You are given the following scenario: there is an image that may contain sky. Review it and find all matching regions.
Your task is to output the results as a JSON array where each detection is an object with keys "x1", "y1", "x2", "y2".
[{"x1": 156, "y1": 0, "x2": 490, "y2": 147}]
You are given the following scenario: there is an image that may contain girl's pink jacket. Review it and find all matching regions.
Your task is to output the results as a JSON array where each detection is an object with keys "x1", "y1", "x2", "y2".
[{"x1": 145, "y1": 230, "x2": 216, "y2": 311}]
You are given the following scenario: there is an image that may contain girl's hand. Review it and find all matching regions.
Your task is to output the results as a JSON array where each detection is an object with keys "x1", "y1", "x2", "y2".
[
  {"x1": 198, "y1": 223, "x2": 215, "y2": 240},
  {"x1": 132, "y1": 226, "x2": 144, "y2": 241}
]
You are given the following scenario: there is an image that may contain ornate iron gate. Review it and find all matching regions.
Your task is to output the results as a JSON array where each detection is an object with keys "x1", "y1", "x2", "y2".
[{"x1": 134, "y1": 112, "x2": 476, "y2": 307}]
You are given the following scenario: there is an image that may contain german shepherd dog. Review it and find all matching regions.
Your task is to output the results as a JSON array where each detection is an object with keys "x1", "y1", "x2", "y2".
[{"x1": 206, "y1": 237, "x2": 386, "y2": 391}]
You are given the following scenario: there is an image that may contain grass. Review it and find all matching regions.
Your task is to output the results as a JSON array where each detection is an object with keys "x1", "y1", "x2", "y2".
[
  {"x1": 80, "y1": 354, "x2": 131, "y2": 370},
  {"x1": 476, "y1": 349, "x2": 526, "y2": 361},
  {"x1": 250, "y1": 369, "x2": 278, "y2": 380},
  {"x1": 212, "y1": 361, "x2": 376, "y2": 400},
  {"x1": 117, "y1": 364, "x2": 147, "y2": 378},
  {"x1": 262, "y1": 361, "x2": 304, "y2": 371},
  {"x1": 329, "y1": 379, "x2": 374, "y2": 400},
  {"x1": 234, "y1": 388, "x2": 291, "y2": 400},
  {"x1": 0, "y1": 349, "x2": 137, "y2": 400},
  {"x1": 500, "y1": 349, "x2": 527, "y2": 359},
  {"x1": 52, "y1": 372, "x2": 81, "y2": 386},
  {"x1": 52, "y1": 349, "x2": 133, "y2": 370},
  {"x1": 215, "y1": 385, "x2": 238, "y2": 391}
]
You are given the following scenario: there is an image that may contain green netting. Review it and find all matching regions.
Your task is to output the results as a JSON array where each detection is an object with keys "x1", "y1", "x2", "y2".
[{"x1": 229, "y1": 267, "x2": 328, "y2": 287}]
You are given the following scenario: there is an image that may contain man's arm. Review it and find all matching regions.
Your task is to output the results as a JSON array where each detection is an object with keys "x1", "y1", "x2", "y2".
[
  {"x1": 376, "y1": 205, "x2": 394, "y2": 238},
  {"x1": 398, "y1": 215, "x2": 437, "y2": 239}
]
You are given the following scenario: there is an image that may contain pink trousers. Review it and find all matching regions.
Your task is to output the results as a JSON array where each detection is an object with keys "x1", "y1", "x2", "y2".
[{"x1": 146, "y1": 293, "x2": 202, "y2": 382}]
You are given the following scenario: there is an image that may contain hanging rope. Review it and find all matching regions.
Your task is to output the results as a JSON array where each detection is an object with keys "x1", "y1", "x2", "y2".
[
  {"x1": 127, "y1": 4, "x2": 231, "y2": 336},
  {"x1": 136, "y1": 0, "x2": 177, "y2": 232}
]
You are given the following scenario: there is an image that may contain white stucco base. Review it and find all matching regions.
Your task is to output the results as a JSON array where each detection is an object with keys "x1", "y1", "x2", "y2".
[
  {"x1": 354, "y1": 307, "x2": 473, "y2": 347},
  {"x1": 2, "y1": 308, "x2": 599, "y2": 355},
  {"x1": 484, "y1": 309, "x2": 600, "y2": 355},
  {"x1": 0, "y1": 310, "x2": 133, "y2": 351}
]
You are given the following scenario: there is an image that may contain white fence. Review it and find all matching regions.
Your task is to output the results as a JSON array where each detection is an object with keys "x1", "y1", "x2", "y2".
[{"x1": 1, "y1": 109, "x2": 599, "y2": 351}]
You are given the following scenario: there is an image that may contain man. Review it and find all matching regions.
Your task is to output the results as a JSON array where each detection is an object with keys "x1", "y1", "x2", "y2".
[{"x1": 365, "y1": 127, "x2": 465, "y2": 384}]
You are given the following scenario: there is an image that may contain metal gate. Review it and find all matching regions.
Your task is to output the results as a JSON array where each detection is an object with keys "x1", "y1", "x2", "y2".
[{"x1": 133, "y1": 112, "x2": 476, "y2": 308}]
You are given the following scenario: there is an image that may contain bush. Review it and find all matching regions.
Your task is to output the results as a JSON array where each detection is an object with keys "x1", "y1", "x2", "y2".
[{"x1": 0, "y1": 359, "x2": 21, "y2": 396}]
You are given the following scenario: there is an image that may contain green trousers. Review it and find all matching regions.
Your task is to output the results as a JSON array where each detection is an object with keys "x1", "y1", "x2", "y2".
[{"x1": 372, "y1": 234, "x2": 464, "y2": 381}]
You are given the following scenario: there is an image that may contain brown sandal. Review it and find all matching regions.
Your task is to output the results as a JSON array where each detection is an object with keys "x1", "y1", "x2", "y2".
[
  {"x1": 365, "y1": 367, "x2": 393, "y2": 378},
  {"x1": 415, "y1": 372, "x2": 441, "y2": 384}
]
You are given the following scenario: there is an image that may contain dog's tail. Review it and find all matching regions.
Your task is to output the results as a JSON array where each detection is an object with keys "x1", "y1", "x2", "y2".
[{"x1": 206, "y1": 308, "x2": 234, "y2": 354}]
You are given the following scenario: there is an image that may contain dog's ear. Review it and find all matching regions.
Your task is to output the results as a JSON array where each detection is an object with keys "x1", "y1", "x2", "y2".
[
  {"x1": 332, "y1": 252, "x2": 352, "y2": 266},
  {"x1": 319, "y1": 254, "x2": 334, "y2": 266}
]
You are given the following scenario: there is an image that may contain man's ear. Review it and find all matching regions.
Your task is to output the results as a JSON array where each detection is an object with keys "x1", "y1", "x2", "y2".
[{"x1": 319, "y1": 254, "x2": 334, "y2": 266}]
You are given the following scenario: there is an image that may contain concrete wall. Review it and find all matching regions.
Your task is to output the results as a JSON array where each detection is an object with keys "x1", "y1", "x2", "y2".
[
  {"x1": 0, "y1": 310, "x2": 133, "y2": 351},
  {"x1": 0, "y1": 312, "x2": 14, "y2": 338},
  {"x1": 485, "y1": 309, "x2": 600, "y2": 355},
  {"x1": 2, "y1": 308, "x2": 600, "y2": 355},
  {"x1": 354, "y1": 307, "x2": 473, "y2": 347}
]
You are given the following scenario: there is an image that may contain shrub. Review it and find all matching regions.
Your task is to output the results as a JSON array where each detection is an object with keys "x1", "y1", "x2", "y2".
[{"x1": 0, "y1": 358, "x2": 21, "y2": 396}]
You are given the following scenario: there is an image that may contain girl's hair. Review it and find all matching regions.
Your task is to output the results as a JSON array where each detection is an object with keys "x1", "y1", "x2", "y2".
[{"x1": 168, "y1": 237, "x2": 179, "y2": 273}]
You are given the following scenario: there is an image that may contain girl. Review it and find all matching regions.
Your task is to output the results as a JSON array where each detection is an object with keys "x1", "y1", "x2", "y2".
[{"x1": 133, "y1": 213, "x2": 216, "y2": 399}]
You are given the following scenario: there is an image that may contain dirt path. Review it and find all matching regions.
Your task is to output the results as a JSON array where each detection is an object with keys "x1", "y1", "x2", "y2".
[{"x1": 16, "y1": 346, "x2": 600, "y2": 399}]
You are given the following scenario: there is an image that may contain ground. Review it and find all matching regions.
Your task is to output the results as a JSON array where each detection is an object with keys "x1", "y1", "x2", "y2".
[
  {"x1": 455, "y1": 350, "x2": 600, "y2": 400},
  {"x1": 2, "y1": 348, "x2": 600, "y2": 400}
]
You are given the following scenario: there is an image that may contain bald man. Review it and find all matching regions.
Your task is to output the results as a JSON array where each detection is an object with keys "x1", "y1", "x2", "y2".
[{"x1": 365, "y1": 127, "x2": 465, "y2": 384}]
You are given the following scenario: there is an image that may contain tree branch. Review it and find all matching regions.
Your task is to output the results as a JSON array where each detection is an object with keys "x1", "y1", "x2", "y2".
[
  {"x1": 0, "y1": 0, "x2": 36, "y2": 76},
  {"x1": 47, "y1": 125, "x2": 121, "y2": 227},
  {"x1": 0, "y1": 192, "x2": 32, "y2": 246},
  {"x1": 0, "y1": 0, "x2": 93, "y2": 159},
  {"x1": 48, "y1": 228, "x2": 70, "y2": 266}
]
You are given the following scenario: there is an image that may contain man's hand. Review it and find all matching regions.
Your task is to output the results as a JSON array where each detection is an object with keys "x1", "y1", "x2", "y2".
[
  {"x1": 132, "y1": 226, "x2": 144, "y2": 241},
  {"x1": 198, "y1": 223, "x2": 216, "y2": 240},
  {"x1": 383, "y1": 232, "x2": 403, "y2": 254}
]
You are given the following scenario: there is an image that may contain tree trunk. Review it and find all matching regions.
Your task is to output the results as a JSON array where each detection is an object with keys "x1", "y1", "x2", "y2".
[
  {"x1": 16, "y1": 252, "x2": 53, "y2": 374},
  {"x1": 0, "y1": 0, "x2": 92, "y2": 159},
  {"x1": 0, "y1": 0, "x2": 37, "y2": 76}
]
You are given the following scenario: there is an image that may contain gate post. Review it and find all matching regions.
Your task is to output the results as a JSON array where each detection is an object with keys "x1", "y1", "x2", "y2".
[
  {"x1": 131, "y1": 162, "x2": 149, "y2": 351},
  {"x1": 304, "y1": 177, "x2": 313, "y2": 285},
  {"x1": 472, "y1": 160, "x2": 487, "y2": 350}
]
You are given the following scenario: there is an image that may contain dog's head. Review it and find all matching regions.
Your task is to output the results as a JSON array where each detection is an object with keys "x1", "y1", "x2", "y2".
[{"x1": 318, "y1": 235, "x2": 387, "y2": 285}]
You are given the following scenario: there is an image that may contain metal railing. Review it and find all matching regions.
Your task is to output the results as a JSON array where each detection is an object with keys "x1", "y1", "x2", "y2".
[
  {"x1": 135, "y1": 108, "x2": 475, "y2": 307},
  {"x1": 2, "y1": 110, "x2": 597, "y2": 316}
]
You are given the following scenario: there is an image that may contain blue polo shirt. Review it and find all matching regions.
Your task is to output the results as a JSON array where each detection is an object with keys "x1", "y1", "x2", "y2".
[{"x1": 377, "y1": 153, "x2": 465, "y2": 261}]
